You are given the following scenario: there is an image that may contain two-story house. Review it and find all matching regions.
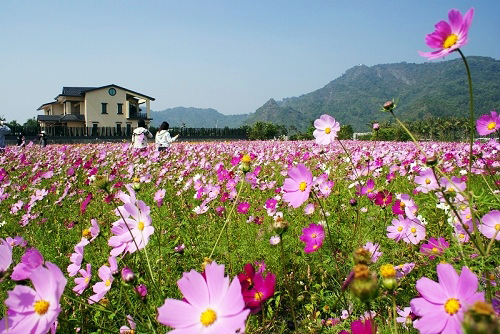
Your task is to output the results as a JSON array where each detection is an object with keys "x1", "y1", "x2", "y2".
[{"x1": 37, "y1": 84, "x2": 154, "y2": 135}]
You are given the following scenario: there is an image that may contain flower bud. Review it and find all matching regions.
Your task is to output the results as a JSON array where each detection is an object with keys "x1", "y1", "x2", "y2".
[
  {"x1": 383, "y1": 100, "x2": 395, "y2": 111},
  {"x1": 94, "y1": 175, "x2": 112, "y2": 193},
  {"x1": 240, "y1": 154, "x2": 252, "y2": 174},
  {"x1": 349, "y1": 198, "x2": 357, "y2": 206},
  {"x1": 354, "y1": 247, "x2": 372, "y2": 265},
  {"x1": 425, "y1": 154, "x2": 439, "y2": 167},
  {"x1": 121, "y1": 266, "x2": 135, "y2": 283},
  {"x1": 350, "y1": 265, "x2": 378, "y2": 303},
  {"x1": 379, "y1": 264, "x2": 397, "y2": 291},
  {"x1": 135, "y1": 284, "x2": 148, "y2": 299},
  {"x1": 132, "y1": 177, "x2": 141, "y2": 191},
  {"x1": 463, "y1": 301, "x2": 500, "y2": 334},
  {"x1": 372, "y1": 123, "x2": 380, "y2": 131}
]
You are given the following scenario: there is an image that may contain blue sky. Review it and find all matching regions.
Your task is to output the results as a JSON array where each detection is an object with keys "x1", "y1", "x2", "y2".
[{"x1": 1, "y1": 0, "x2": 499, "y2": 123}]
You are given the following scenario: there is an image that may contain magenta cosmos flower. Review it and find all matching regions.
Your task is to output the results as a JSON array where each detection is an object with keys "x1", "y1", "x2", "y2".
[
  {"x1": 238, "y1": 263, "x2": 276, "y2": 314},
  {"x1": 478, "y1": 209, "x2": 500, "y2": 240},
  {"x1": 476, "y1": 110, "x2": 500, "y2": 135},
  {"x1": 419, "y1": 8, "x2": 474, "y2": 60},
  {"x1": 157, "y1": 261, "x2": 250, "y2": 332},
  {"x1": 313, "y1": 114, "x2": 341, "y2": 145},
  {"x1": 420, "y1": 237, "x2": 450, "y2": 260},
  {"x1": 300, "y1": 223, "x2": 326, "y2": 253},
  {"x1": 387, "y1": 215, "x2": 408, "y2": 242},
  {"x1": 283, "y1": 164, "x2": 313, "y2": 208},
  {"x1": 0, "y1": 262, "x2": 67, "y2": 334},
  {"x1": 411, "y1": 263, "x2": 484, "y2": 333}
]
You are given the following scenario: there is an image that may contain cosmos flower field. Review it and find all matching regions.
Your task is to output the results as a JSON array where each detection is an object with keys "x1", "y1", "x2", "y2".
[
  {"x1": 0, "y1": 134, "x2": 498, "y2": 333},
  {"x1": 1, "y1": 6, "x2": 500, "y2": 334}
]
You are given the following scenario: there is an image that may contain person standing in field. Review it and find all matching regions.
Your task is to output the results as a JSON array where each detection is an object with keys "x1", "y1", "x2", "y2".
[
  {"x1": 38, "y1": 131, "x2": 47, "y2": 148},
  {"x1": 0, "y1": 120, "x2": 11, "y2": 153},
  {"x1": 17, "y1": 133, "x2": 25, "y2": 147},
  {"x1": 132, "y1": 119, "x2": 153, "y2": 150},
  {"x1": 155, "y1": 121, "x2": 179, "y2": 151}
]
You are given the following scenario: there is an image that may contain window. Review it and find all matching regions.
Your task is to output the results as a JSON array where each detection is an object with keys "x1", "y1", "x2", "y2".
[
  {"x1": 117, "y1": 103, "x2": 123, "y2": 114},
  {"x1": 116, "y1": 124, "x2": 122, "y2": 135},
  {"x1": 126, "y1": 124, "x2": 131, "y2": 136},
  {"x1": 92, "y1": 124, "x2": 98, "y2": 136},
  {"x1": 101, "y1": 103, "x2": 108, "y2": 114}
]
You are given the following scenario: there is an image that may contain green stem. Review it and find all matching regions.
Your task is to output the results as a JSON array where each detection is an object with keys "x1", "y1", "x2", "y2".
[
  {"x1": 279, "y1": 237, "x2": 298, "y2": 330},
  {"x1": 392, "y1": 294, "x2": 399, "y2": 334},
  {"x1": 209, "y1": 175, "x2": 244, "y2": 259}
]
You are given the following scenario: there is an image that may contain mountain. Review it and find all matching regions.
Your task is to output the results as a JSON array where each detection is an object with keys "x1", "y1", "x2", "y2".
[
  {"x1": 254, "y1": 56, "x2": 500, "y2": 132},
  {"x1": 152, "y1": 56, "x2": 500, "y2": 132},
  {"x1": 151, "y1": 107, "x2": 249, "y2": 128}
]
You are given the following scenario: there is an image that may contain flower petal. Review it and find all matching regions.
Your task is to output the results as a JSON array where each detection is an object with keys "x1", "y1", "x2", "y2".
[
  {"x1": 157, "y1": 299, "x2": 200, "y2": 328},
  {"x1": 437, "y1": 263, "x2": 459, "y2": 297},
  {"x1": 415, "y1": 277, "x2": 447, "y2": 303},
  {"x1": 177, "y1": 269, "x2": 209, "y2": 309}
]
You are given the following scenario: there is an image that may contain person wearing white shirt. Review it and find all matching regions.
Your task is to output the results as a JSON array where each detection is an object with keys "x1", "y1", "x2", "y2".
[
  {"x1": 155, "y1": 121, "x2": 179, "y2": 151},
  {"x1": 132, "y1": 119, "x2": 153, "y2": 150}
]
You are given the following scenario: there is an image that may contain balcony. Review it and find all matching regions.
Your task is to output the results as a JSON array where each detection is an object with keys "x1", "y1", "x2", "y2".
[{"x1": 128, "y1": 112, "x2": 148, "y2": 119}]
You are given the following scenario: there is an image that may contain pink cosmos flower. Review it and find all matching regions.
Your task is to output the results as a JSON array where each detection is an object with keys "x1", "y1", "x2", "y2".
[
  {"x1": 0, "y1": 262, "x2": 67, "y2": 334},
  {"x1": 11, "y1": 248, "x2": 45, "y2": 281},
  {"x1": 357, "y1": 179, "x2": 376, "y2": 200},
  {"x1": 313, "y1": 114, "x2": 341, "y2": 145},
  {"x1": 237, "y1": 202, "x2": 250, "y2": 214},
  {"x1": 89, "y1": 219, "x2": 100, "y2": 241},
  {"x1": 154, "y1": 189, "x2": 166, "y2": 207},
  {"x1": 363, "y1": 242, "x2": 382, "y2": 263},
  {"x1": 387, "y1": 215, "x2": 409, "y2": 242},
  {"x1": 67, "y1": 238, "x2": 90, "y2": 277},
  {"x1": 109, "y1": 199, "x2": 155, "y2": 257},
  {"x1": 0, "y1": 239, "x2": 12, "y2": 272},
  {"x1": 120, "y1": 315, "x2": 136, "y2": 334},
  {"x1": 402, "y1": 219, "x2": 426, "y2": 245},
  {"x1": 283, "y1": 164, "x2": 313, "y2": 208},
  {"x1": 410, "y1": 263, "x2": 484, "y2": 333},
  {"x1": 300, "y1": 223, "x2": 325, "y2": 253},
  {"x1": 73, "y1": 263, "x2": 92, "y2": 295},
  {"x1": 5, "y1": 236, "x2": 26, "y2": 247},
  {"x1": 304, "y1": 203, "x2": 315, "y2": 215},
  {"x1": 80, "y1": 192, "x2": 93, "y2": 214},
  {"x1": 478, "y1": 209, "x2": 500, "y2": 240},
  {"x1": 476, "y1": 110, "x2": 500, "y2": 135},
  {"x1": 414, "y1": 168, "x2": 439, "y2": 193},
  {"x1": 339, "y1": 319, "x2": 375, "y2": 334},
  {"x1": 419, "y1": 8, "x2": 474, "y2": 60},
  {"x1": 88, "y1": 265, "x2": 114, "y2": 304},
  {"x1": 157, "y1": 261, "x2": 250, "y2": 332},
  {"x1": 420, "y1": 237, "x2": 450, "y2": 260}
]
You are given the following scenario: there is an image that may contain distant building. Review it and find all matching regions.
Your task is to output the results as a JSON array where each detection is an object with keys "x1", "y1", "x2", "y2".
[{"x1": 37, "y1": 84, "x2": 154, "y2": 135}]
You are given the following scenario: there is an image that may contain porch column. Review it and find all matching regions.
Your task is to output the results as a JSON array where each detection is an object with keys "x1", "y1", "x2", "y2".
[
  {"x1": 65, "y1": 101, "x2": 72, "y2": 115},
  {"x1": 146, "y1": 99, "x2": 150, "y2": 118}
]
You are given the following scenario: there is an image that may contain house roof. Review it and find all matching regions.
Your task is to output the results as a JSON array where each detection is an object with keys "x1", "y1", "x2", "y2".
[
  {"x1": 57, "y1": 84, "x2": 155, "y2": 101},
  {"x1": 37, "y1": 102, "x2": 57, "y2": 110},
  {"x1": 37, "y1": 114, "x2": 85, "y2": 122}
]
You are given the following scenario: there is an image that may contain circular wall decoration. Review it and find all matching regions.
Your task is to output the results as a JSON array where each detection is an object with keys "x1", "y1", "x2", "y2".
[{"x1": 108, "y1": 88, "x2": 116, "y2": 96}]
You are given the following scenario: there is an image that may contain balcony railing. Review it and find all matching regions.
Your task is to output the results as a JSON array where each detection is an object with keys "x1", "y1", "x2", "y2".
[{"x1": 128, "y1": 112, "x2": 148, "y2": 119}]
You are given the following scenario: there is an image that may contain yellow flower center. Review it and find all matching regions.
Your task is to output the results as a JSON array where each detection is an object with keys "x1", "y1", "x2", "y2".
[
  {"x1": 200, "y1": 309, "x2": 217, "y2": 327},
  {"x1": 489, "y1": 274, "x2": 495, "y2": 281},
  {"x1": 447, "y1": 187, "x2": 455, "y2": 193},
  {"x1": 325, "y1": 127, "x2": 331, "y2": 134},
  {"x1": 34, "y1": 300, "x2": 50, "y2": 315},
  {"x1": 443, "y1": 34, "x2": 458, "y2": 49},
  {"x1": 137, "y1": 222, "x2": 144, "y2": 231},
  {"x1": 311, "y1": 233, "x2": 317, "y2": 238},
  {"x1": 444, "y1": 298, "x2": 461, "y2": 315},
  {"x1": 465, "y1": 214, "x2": 471, "y2": 220},
  {"x1": 432, "y1": 247, "x2": 440, "y2": 254},
  {"x1": 254, "y1": 291, "x2": 264, "y2": 301},
  {"x1": 400, "y1": 202, "x2": 405, "y2": 208},
  {"x1": 380, "y1": 264, "x2": 396, "y2": 278},
  {"x1": 425, "y1": 179, "x2": 431, "y2": 185},
  {"x1": 299, "y1": 181, "x2": 307, "y2": 192},
  {"x1": 82, "y1": 229, "x2": 91, "y2": 238},
  {"x1": 397, "y1": 226, "x2": 403, "y2": 232},
  {"x1": 495, "y1": 224, "x2": 500, "y2": 231},
  {"x1": 85, "y1": 277, "x2": 90, "y2": 283},
  {"x1": 105, "y1": 279, "x2": 111, "y2": 287},
  {"x1": 411, "y1": 227, "x2": 417, "y2": 233},
  {"x1": 487, "y1": 122, "x2": 496, "y2": 130},
  {"x1": 241, "y1": 155, "x2": 251, "y2": 163},
  {"x1": 133, "y1": 177, "x2": 140, "y2": 183},
  {"x1": 313, "y1": 244, "x2": 318, "y2": 249},
  {"x1": 459, "y1": 233, "x2": 465, "y2": 239}
]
